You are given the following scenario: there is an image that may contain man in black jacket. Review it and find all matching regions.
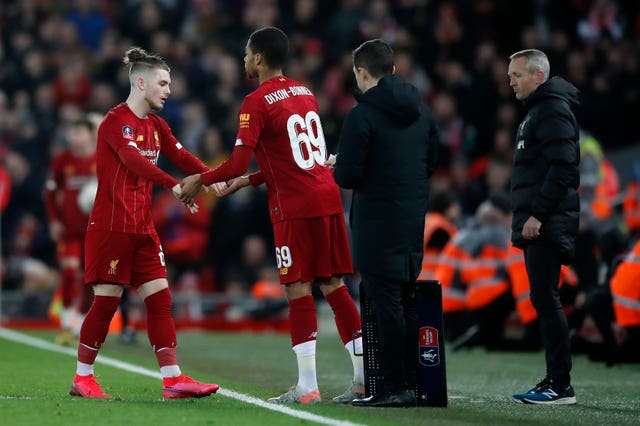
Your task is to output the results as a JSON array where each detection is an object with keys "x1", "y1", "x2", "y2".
[
  {"x1": 508, "y1": 49, "x2": 580, "y2": 405},
  {"x1": 333, "y1": 39, "x2": 439, "y2": 407}
]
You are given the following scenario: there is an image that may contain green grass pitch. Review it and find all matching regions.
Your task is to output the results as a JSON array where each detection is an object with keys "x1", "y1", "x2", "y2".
[{"x1": 0, "y1": 327, "x2": 638, "y2": 426}]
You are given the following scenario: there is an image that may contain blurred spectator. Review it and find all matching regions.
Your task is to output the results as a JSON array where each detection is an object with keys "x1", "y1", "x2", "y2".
[
  {"x1": 284, "y1": 0, "x2": 324, "y2": 41},
  {"x1": 432, "y1": 91, "x2": 475, "y2": 169},
  {"x1": 393, "y1": 49, "x2": 431, "y2": 98},
  {"x1": 64, "y1": 0, "x2": 111, "y2": 51},
  {"x1": 1, "y1": 0, "x2": 640, "y2": 316},
  {"x1": 418, "y1": 188, "x2": 460, "y2": 283},
  {"x1": 462, "y1": 154, "x2": 513, "y2": 216},
  {"x1": 579, "y1": 133, "x2": 619, "y2": 224},
  {"x1": 622, "y1": 163, "x2": 640, "y2": 239},
  {"x1": 53, "y1": 57, "x2": 93, "y2": 108},
  {"x1": 0, "y1": 163, "x2": 11, "y2": 212},
  {"x1": 605, "y1": 239, "x2": 640, "y2": 365},
  {"x1": 578, "y1": 0, "x2": 624, "y2": 45},
  {"x1": 208, "y1": 185, "x2": 272, "y2": 292},
  {"x1": 435, "y1": 193, "x2": 512, "y2": 346},
  {"x1": 325, "y1": 0, "x2": 365, "y2": 58}
]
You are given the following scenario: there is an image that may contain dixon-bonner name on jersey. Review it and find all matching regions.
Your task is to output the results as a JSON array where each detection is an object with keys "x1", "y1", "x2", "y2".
[{"x1": 264, "y1": 86, "x2": 313, "y2": 105}]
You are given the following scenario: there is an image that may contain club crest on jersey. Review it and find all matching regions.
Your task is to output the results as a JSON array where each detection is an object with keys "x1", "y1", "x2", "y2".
[
  {"x1": 419, "y1": 326, "x2": 440, "y2": 366},
  {"x1": 154, "y1": 131, "x2": 160, "y2": 148},
  {"x1": 279, "y1": 267, "x2": 288, "y2": 276},
  {"x1": 122, "y1": 125, "x2": 134, "y2": 140},
  {"x1": 108, "y1": 259, "x2": 119, "y2": 275}
]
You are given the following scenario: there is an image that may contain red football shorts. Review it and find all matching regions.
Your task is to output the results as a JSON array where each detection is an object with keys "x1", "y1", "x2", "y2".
[
  {"x1": 84, "y1": 230, "x2": 167, "y2": 287},
  {"x1": 57, "y1": 237, "x2": 83, "y2": 261},
  {"x1": 272, "y1": 214, "x2": 353, "y2": 285}
]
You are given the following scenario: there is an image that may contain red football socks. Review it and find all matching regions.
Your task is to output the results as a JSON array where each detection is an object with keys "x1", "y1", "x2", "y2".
[
  {"x1": 78, "y1": 295, "x2": 121, "y2": 363},
  {"x1": 60, "y1": 267, "x2": 78, "y2": 307},
  {"x1": 289, "y1": 295, "x2": 317, "y2": 347},
  {"x1": 144, "y1": 288, "x2": 178, "y2": 363},
  {"x1": 79, "y1": 284, "x2": 94, "y2": 315},
  {"x1": 325, "y1": 284, "x2": 362, "y2": 345}
]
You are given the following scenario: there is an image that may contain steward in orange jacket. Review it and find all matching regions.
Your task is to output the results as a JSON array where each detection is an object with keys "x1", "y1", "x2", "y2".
[
  {"x1": 438, "y1": 192, "x2": 514, "y2": 349},
  {"x1": 610, "y1": 241, "x2": 640, "y2": 328},
  {"x1": 419, "y1": 212, "x2": 458, "y2": 281},
  {"x1": 419, "y1": 189, "x2": 460, "y2": 282},
  {"x1": 595, "y1": 240, "x2": 640, "y2": 364},
  {"x1": 579, "y1": 135, "x2": 619, "y2": 222}
]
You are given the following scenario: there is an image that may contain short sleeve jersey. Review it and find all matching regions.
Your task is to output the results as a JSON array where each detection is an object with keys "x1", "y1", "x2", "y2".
[
  {"x1": 237, "y1": 76, "x2": 343, "y2": 223},
  {"x1": 89, "y1": 103, "x2": 182, "y2": 234},
  {"x1": 46, "y1": 150, "x2": 97, "y2": 238}
]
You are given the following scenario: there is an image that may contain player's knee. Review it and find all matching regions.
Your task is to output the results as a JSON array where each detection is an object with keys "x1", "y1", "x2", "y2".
[
  {"x1": 144, "y1": 287, "x2": 173, "y2": 318},
  {"x1": 318, "y1": 277, "x2": 344, "y2": 295},
  {"x1": 90, "y1": 295, "x2": 121, "y2": 322},
  {"x1": 285, "y1": 281, "x2": 312, "y2": 300}
]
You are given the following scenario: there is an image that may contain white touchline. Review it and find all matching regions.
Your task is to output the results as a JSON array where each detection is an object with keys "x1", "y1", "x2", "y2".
[{"x1": 0, "y1": 328, "x2": 366, "y2": 426}]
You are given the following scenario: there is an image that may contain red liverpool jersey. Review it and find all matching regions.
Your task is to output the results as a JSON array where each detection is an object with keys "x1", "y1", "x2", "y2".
[
  {"x1": 45, "y1": 150, "x2": 97, "y2": 238},
  {"x1": 89, "y1": 103, "x2": 207, "y2": 234},
  {"x1": 236, "y1": 76, "x2": 343, "y2": 222}
]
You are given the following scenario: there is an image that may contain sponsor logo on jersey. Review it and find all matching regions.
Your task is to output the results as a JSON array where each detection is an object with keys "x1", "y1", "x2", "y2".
[
  {"x1": 239, "y1": 113, "x2": 250, "y2": 129},
  {"x1": 138, "y1": 149, "x2": 159, "y2": 165},
  {"x1": 108, "y1": 259, "x2": 119, "y2": 275},
  {"x1": 419, "y1": 326, "x2": 440, "y2": 366},
  {"x1": 122, "y1": 125, "x2": 134, "y2": 140}
]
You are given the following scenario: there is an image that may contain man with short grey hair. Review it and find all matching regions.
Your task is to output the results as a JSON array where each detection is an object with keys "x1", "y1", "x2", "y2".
[{"x1": 508, "y1": 48, "x2": 580, "y2": 405}]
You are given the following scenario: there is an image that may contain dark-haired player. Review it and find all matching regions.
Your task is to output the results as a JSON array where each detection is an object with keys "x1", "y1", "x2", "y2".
[{"x1": 180, "y1": 27, "x2": 363, "y2": 404}]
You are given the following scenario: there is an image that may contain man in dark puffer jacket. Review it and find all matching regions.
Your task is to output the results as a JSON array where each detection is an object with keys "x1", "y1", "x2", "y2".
[
  {"x1": 508, "y1": 49, "x2": 580, "y2": 405},
  {"x1": 334, "y1": 39, "x2": 438, "y2": 407}
]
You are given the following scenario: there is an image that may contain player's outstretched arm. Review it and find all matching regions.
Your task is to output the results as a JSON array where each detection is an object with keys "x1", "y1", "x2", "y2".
[
  {"x1": 179, "y1": 175, "x2": 202, "y2": 205},
  {"x1": 118, "y1": 145, "x2": 178, "y2": 189},
  {"x1": 172, "y1": 183, "x2": 199, "y2": 213},
  {"x1": 181, "y1": 146, "x2": 255, "y2": 204},
  {"x1": 210, "y1": 176, "x2": 250, "y2": 197}
]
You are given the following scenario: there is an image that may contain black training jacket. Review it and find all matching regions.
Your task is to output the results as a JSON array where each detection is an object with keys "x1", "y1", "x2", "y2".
[
  {"x1": 334, "y1": 74, "x2": 439, "y2": 281},
  {"x1": 510, "y1": 77, "x2": 580, "y2": 265}
]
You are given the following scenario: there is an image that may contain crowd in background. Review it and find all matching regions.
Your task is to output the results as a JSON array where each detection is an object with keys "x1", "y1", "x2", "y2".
[{"x1": 1, "y1": 0, "x2": 640, "y2": 337}]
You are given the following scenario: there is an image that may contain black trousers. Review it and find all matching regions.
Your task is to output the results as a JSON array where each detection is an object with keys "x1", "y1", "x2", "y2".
[
  {"x1": 523, "y1": 244, "x2": 572, "y2": 386},
  {"x1": 361, "y1": 273, "x2": 418, "y2": 394}
]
